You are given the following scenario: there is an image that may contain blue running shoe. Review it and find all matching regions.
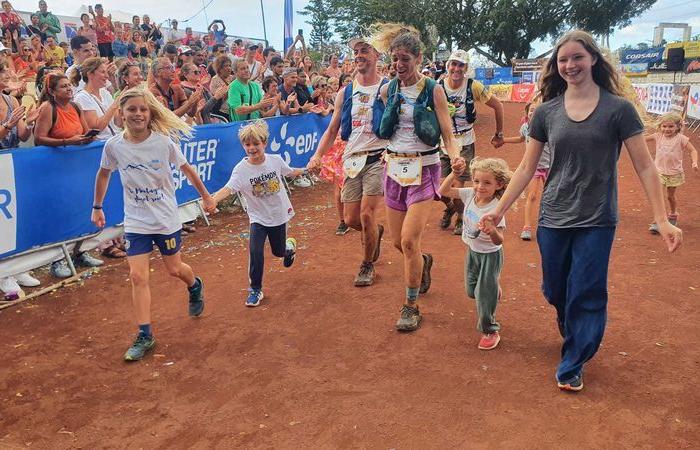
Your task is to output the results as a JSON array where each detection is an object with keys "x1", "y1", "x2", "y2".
[
  {"x1": 246, "y1": 288, "x2": 264, "y2": 307},
  {"x1": 188, "y1": 277, "x2": 205, "y2": 317},
  {"x1": 124, "y1": 333, "x2": 156, "y2": 361},
  {"x1": 283, "y1": 238, "x2": 297, "y2": 268}
]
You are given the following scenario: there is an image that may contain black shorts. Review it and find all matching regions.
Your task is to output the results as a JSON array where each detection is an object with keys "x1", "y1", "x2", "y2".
[
  {"x1": 98, "y1": 42, "x2": 114, "y2": 59},
  {"x1": 440, "y1": 143, "x2": 475, "y2": 182}
]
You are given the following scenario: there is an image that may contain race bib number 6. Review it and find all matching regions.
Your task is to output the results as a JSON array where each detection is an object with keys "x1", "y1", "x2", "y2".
[
  {"x1": 386, "y1": 153, "x2": 422, "y2": 186},
  {"x1": 343, "y1": 153, "x2": 368, "y2": 179}
]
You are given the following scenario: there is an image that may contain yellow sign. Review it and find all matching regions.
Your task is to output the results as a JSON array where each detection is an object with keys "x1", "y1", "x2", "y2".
[{"x1": 666, "y1": 41, "x2": 700, "y2": 59}]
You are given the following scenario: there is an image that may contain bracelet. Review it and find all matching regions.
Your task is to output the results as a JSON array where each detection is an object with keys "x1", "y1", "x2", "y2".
[{"x1": 92, "y1": 205, "x2": 103, "y2": 210}]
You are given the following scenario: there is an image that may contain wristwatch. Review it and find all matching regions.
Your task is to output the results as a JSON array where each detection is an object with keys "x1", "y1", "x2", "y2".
[{"x1": 494, "y1": 132, "x2": 504, "y2": 138}]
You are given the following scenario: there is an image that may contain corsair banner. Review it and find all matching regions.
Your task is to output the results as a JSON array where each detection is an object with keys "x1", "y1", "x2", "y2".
[{"x1": 0, "y1": 114, "x2": 331, "y2": 259}]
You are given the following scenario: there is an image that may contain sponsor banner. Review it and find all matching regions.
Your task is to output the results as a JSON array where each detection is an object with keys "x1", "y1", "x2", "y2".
[
  {"x1": 648, "y1": 60, "x2": 668, "y2": 72},
  {"x1": 670, "y1": 85, "x2": 690, "y2": 116},
  {"x1": 620, "y1": 63, "x2": 648, "y2": 77},
  {"x1": 620, "y1": 47, "x2": 664, "y2": 64},
  {"x1": 488, "y1": 84, "x2": 513, "y2": 102},
  {"x1": 520, "y1": 71, "x2": 541, "y2": 84},
  {"x1": 646, "y1": 83, "x2": 673, "y2": 115},
  {"x1": 510, "y1": 84, "x2": 536, "y2": 103},
  {"x1": 512, "y1": 58, "x2": 546, "y2": 73},
  {"x1": 0, "y1": 114, "x2": 331, "y2": 260},
  {"x1": 666, "y1": 41, "x2": 700, "y2": 59},
  {"x1": 686, "y1": 85, "x2": 700, "y2": 120}
]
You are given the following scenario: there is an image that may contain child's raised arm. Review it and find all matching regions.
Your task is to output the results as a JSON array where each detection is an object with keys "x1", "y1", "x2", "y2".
[{"x1": 438, "y1": 172, "x2": 461, "y2": 199}]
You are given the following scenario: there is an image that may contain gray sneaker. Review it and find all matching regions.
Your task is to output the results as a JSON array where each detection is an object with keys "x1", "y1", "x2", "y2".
[
  {"x1": 50, "y1": 260, "x2": 72, "y2": 278},
  {"x1": 453, "y1": 220, "x2": 463, "y2": 236},
  {"x1": 124, "y1": 333, "x2": 156, "y2": 362},
  {"x1": 649, "y1": 223, "x2": 659, "y2": 235},
  {"x1": 396, "y1": 304, "x2": 422, "y2": 332},
  {"x1": 354, "y1": 262, "x2": 375, "y2": 287},
  {"x1": 76, "y1": 252, "x2": 104, "y2": 267}
]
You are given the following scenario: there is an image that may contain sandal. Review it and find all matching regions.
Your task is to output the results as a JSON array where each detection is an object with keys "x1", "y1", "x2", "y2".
[{"x1": 101, "y1": 245, "x2": 127, "y2": 258}]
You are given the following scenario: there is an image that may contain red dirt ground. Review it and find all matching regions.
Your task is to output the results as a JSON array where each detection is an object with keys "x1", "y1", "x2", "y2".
[{"x1": 1, "y1": 103, "x2": 698, "y2": 449}]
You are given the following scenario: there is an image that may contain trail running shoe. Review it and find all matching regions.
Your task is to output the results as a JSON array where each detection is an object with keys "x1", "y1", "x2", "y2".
[
  {"x1": 354, "y1": 261, "x2": 375, "y2": 287},
  {"x1": 335, "y1": 221, "x2": 349, "y2": 235},
  {"x1": 246, "y1": 288, "x2": 264, "y2": 307},
  {"x1": 15, "y1": 272, "x2": 40, "y2": 287},
  {"x1": 284, "y1": 238, "x2": 297, "y2": 268},
  {"x1": 396, "y1": 304, "x2": 422, "y2": 332},
  {"x1": 440, "y1": 205, "x2": 454, "y2": 229},
  {"x1": 124, "y1": 333, "x2": 156, "y2": 362},
  {"x1": 75, "y1": 252, "x2": 104, "y2": 267},
  {"x1": 372, "y1": 224, "x2": 384, "y2": 263},
  {"x1": 188, "y1": 277, "x2": 205, "y2": 317},
  {"x1": 453, "y1": 219, "x2": 463, "y2": 236},
  {"x1": 50, "y1": 260, "x2": 72, "y2": 278},
  {"x1": 520, "y1": 228, "x2": 532, "y2": 241},
  {"x1": 557, "y1": 375, "x2": 584, "y2": 392},
  {"x1": 649, "y1": 223, "x2": 659, "y2": 235},
  {"x1": 419, "y1": 253, "x2": 433, "y2": 294},
  {"x1": 478, "y1": 332, "x2": 501, "y2": 350}
]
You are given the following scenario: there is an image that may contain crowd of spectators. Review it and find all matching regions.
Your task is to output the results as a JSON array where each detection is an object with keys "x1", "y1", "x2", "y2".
[{"x1": 0, "y1": 1, "x2": 393, "y2": 298}]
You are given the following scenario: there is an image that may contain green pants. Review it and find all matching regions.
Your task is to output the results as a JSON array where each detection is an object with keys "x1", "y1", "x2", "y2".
[{"x1": 465, "y1": 247, "x2": 503, "y2": 333}]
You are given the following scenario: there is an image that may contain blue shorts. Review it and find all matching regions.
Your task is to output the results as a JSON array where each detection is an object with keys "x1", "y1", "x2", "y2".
[{"x1": 124, "y1": 230, "x2": 182, "y2": 257}]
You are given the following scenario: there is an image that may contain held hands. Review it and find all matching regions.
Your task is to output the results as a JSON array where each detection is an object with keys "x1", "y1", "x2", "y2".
[
  {"x1": 201, "y1": 194, "x2": 217, "y2": 214},
  {"x1": 478, "y1": 213, "x2": 502, "y2": 234},
  {"x1": 491, "y1": 134, "x2": 505, "y2": 148},
  {"x1": 657, "y1": 220, "x2": 682, "y2": 253},
  {"x1": 306, "y1": 154, "x2": 321, "y2": 171},
  {"x1": 91, "y1": 209, "x2": 106, "y2": 228},
  {"x1": 451, "y1": 156, "x2": 466, "y2": 175}
]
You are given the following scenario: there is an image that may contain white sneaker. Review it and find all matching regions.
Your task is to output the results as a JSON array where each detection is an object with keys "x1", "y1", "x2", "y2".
[
  {"x1": 293, "y1": 177, "x2": 312, "y2": 188},
  {"x1": 15, "y1": 272, "x2": 40, "y2": 287},
  {"x1": 0, "y1": 277, "x2": 21, "y2": 297}
]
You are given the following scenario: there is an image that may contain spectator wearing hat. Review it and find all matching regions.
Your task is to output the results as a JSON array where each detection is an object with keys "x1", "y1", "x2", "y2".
[
  {"x1": 227, "y1": 58, "x2": 272, "y2": 122},
  {"x1": 35, "y1": 0, "x2": 61, "y2": 40},
  {"x1": 278, "y1": 67, "x2": 311, "y2": 115},
  {"x1": 244, "y1": 43, "x2": 263, "y2": 81},
  {"x1": 90, "y1": 4, "x2": 115, "y2": 61}
]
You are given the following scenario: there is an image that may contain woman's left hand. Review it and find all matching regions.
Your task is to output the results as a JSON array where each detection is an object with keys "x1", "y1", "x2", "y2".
[
  {"x1": 24, "y1": 104, "x2": 40, "y2": 126},
  {"x1": 657, "y1": 220, "x2": 682, "y2": 252}
]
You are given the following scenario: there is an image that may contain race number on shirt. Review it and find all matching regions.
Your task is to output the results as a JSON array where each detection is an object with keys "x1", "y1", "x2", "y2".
[
  {"x1": 386, "y1": 153, "x2": 422, "y2": 186},
  {"x1": 343, "y1": 153, "x2": 368, "y2": 179}
]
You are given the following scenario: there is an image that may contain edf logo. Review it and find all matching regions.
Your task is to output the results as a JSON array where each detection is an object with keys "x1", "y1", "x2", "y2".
[{"x1": 0, "y1": 153, "x2": 16, "y2": 254}]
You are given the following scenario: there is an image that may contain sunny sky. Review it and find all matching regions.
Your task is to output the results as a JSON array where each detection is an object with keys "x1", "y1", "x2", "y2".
[{"x1": 11, "y1": 0, "x2": 700, "y2": 56}]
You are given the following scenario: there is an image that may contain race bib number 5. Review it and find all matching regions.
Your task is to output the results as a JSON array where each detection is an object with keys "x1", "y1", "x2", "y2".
[
  {"x1": 386, "y1": 153, "x2": 422, "y2": 186},
  {"x1": 343, "y1": 153, "x2": 368, "y2": 179}
]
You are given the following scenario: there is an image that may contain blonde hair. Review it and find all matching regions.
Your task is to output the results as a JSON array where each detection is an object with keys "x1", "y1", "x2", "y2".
[
  {"x1": 238, "y1": 119, "x2": 269, "y2": 144},
  {"x1": 539, "y1": 30, "x2": 621, "y2": 102},
  {"x1": 657, "y1": 112, "x2": 683, "y2": 134},
  {"x1": 71, "y1": 56, "x2": 105, "y2": 86},
  {"x1": 118, "y1": 87, "x2": 193, "y2": 142},
  {"x1": 370, "y1": 22, "x2": 422, "y2": 56},
  {"x1": 469, "y1": 158, "x2": 512, "y2": 199}
]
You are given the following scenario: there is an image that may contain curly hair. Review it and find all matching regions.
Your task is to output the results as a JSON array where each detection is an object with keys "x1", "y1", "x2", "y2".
[{"x1": 469, "y1": 157, "x2": 513, "y2": 199}]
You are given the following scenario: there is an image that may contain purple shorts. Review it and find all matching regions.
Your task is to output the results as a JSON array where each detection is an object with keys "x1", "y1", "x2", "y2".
[
  {"x1": 534, "y1": 168, "x2": 549, "y2": 181},
  {"x1": 384, "y1": 163, "x2": 441, "y2": 211}
]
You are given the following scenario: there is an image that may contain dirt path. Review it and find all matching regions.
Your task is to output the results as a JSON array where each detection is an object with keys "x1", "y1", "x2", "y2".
[{"x1": 1, "y1": 103, "x2": 698, "y2": 449}]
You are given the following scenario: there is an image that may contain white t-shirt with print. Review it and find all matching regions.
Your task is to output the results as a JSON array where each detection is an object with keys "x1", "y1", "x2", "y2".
[
  {"x1": 345, "y1": 80, "x2": 390, "y2": 157},
  {"x1": 100, "y1": 132, "x2": 188, "y2": 235},
  {"x1": 74, "y1": 88, "x2": 121, "y2": 141},
  {"x1": 225, "y1": 154, "x2": 295, "y2": 227},
  {"x1": 458, "y1": 187, "x2": 505, "y2": 253}
]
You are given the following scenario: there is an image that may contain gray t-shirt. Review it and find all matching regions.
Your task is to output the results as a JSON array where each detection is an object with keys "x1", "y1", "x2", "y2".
[{"x1": 529, "y1": 89, "x2": 643, "y2": 228}]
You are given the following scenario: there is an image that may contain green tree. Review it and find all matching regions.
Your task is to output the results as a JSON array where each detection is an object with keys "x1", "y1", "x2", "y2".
[{"x1": 299, "y1": 0, "x2": 334, "y2": 49}]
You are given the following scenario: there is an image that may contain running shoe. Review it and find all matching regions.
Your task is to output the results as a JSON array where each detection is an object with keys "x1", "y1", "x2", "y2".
[
  {"x1": 76, "y1": 252, "x2": 104, "y2": 267},
  {"x1": 557, "y1": 374, "x2": 584, "y2": 392},
  {"x1": 50, "y1": 260, "x2": 72, "y2": 278},
  {"x1": 0, "y1": 277, "x2": 21, "y2": 299},
  {"x1": 15, "y1": 272, "x2": 40, "y2": 287},
  {"x1": 478, "y1": 331, "x2": 501, "y2": 350},
  {"x1": 372, "y1": 224, "x2": 384, "y2": 263},
  {"x1": 520, "y1": 227, "x2": 532, "y2": 241},
  {"x1": 419, "y1": 253, "x2": 433, "y2": 294},
  {"x1": 335, "y1": 221, "x2": 349, "y2": 235},
  {"x1": 440, "y1": 206, "x2": 455, "y2": 229},
  {"x1": 649, "y1": 223, "x2": 659, "y2": 235},
  {"x1": 188, "y1": 277, "x2": 205, "y2": 317},
  {"x1": 284, "y1": 238, "x2": 297, "y2": 268},
  {"x1": 453, "y1": 219, "x2": 463, "y2": 236},
  {"x1": 246, "y1": 288, "x2": 264, "y2": 307},
  {"x1": 124, "y1": 333, "x2": 156, "y2": 362},
  {"x1": 354, "y1": 261, "x2": 375, "y2": 287},
  {"x1": 396, "y1": 304, "x2": 422, "y2": 331}
]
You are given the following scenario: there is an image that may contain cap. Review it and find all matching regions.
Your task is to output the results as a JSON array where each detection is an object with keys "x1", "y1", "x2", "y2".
[
  {"x1": 248, "y1": 44, "x2": 260, "y2": 51},
  {"x1": 177, "y1": 45, "x2": 193, "y2": 55},
  {"x1": 447, "y1": 49, "x2": 469, "y2": 65},
  {"x1": 348, "y1": 37, "x2": 376, "y2": 52}
]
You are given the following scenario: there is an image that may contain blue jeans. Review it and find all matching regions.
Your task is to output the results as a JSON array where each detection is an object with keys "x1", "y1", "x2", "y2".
[
  {"x1": 537, "y1": 226, "x2": 616, "y2": 383},
  {"x1": 249, "y1": 222, "x2": 287, "y2": 290}
]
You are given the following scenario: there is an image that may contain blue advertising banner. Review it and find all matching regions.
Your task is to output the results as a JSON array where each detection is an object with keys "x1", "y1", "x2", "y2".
[
  {"x1": 0, "y1": 114, "x2": 331, "y2": 259},
  {"x1": 620, "y1": 47, "x2": 664, "y2": 65}
]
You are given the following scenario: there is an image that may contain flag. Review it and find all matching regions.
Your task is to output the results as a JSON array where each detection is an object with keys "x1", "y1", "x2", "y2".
[{"x1": 283, "y1": 0, "x2": 293, "y2": 52}]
